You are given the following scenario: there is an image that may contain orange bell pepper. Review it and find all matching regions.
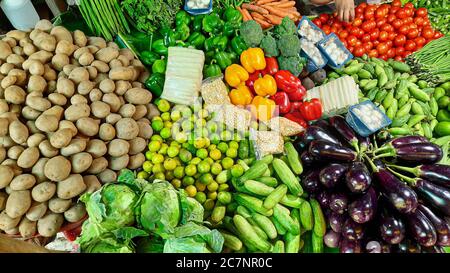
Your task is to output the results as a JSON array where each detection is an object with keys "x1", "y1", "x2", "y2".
[
  {"x1": 250, "y1": 96, "x2": 276, "y2": 122},
  {"x1": 240, "y1": 48, "x2": 266, "y2": 73},
  {"x1": 225, "y1": 64, "x2": 249, "y2": 88},
  {"x1": 254, "y1": 74, "x2": 277, "y2": 97},
  {"x1": 230, "y1": 85, "x2": 253, "y2": 106}
]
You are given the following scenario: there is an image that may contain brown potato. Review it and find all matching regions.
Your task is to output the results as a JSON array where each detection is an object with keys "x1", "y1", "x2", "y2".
[
  {"x1": 76, "y1": 117, "x2": 99, "y2": 137},
  {"x1": 17, "y1": 146, "x2": 40, "y2": 168},
  {"x1": 68, "y1": 67, "x2": 89, "y2": 84},
  {"x1": 64, "y1": 103, "x2": 90, "y2": 121},
  {"x1": 44, "y1": 156, "x2": 71, "y2": 182},
  {"x1": 86, "y1": 66, "x2": 97, "y2": 80},
  {"x1": 26, "y1": 202, "x2": 48, "y2": 221},
  {"x1": 6, "y1": 53, "x2": 24, "y2": 67},
  {"x1": 95, "y1": 47, "x2": 119, "y2": 63},
  {"x1": 0, "y1": 40, "x2": 13, "y2": 60},
  {"x1": 88, "y1": 37, "x2": 106, "y2": 49},
  {"x1": 43, "y1": 64, "x2": 57, "y2": 81},
  {"x1": 7, "y1": 145, "x2": 24, "y2": 160},
  {"x1": 57, "y1": 174, "x2": 86, "y2": 199},
  {"x1": 85, "y1": 139, "x2": 107, "y2": 158},
  {"x1": 4, "y1": 85, "x2": 26, "y2": 104},
  {"x1": 27, "y1": 75, "x2": 47, "y2": 93},
  {"x1": 83, "y1": 175, "x2": 101, "y2": 193},
  {"x1": 56, "y1": 77, "x2": 75, "y2": 97},
  {"x1": 0, "y1": 136, "x2": 15, "y2": 149},
  {"x1": 0, "y1": 165, "x2": 14, "y2": 189},
  {"x1": 34, "y1": 32, "x2": 56, "y2": 52},
  {"x1": 29, "y1": 50, "x2": 53, "y2": 64},
  {"x1": 91, "y1": 60, "x2": 109, "y2": 73},
  {"x1": 28, "y1": 60, "x2": 44, "y2": 76},
  {"x1": 77, "y1": 80, "x2": 95, "y2": 95},
  {"x1": 64, "y1": 203, "x2": 86, "y2": 223},
  {"x1": 10, "y1": 174, "x2": 36, "y2": 191},
  {"x1": 48, "y1": 197, "x2": 72, "y2": 213},
  {"x1": 60, "y1": 138, "x2": 87, "y2": 157},
  {"x1": 128, "y1": 153, "x2": 145, "y2": 170},
  {"x1": 31, "y1": 182, "x2": 56, "y2": 203},
  {"x1": 8, "y1": 69, "x2": 26, "y2": 86},
  {"x1": 102, "y1": 93, "x2": 121, "y2": 112},
  {"x1": 26, "y1": 95, "x2": 51, "y2": 111},
  {"x1": 37, "y1": 212, "x2": 63, "y2": 237},
  {"x1": 6, "y1": 190, "x2": 31, "y2": 218},
  {"x1": 18, "y1": 217, "x2": 36, "y2": 238},
  {"x1": 43, "y1": 106, "x2": 64, "y2": 121},
  {"x1": 50, "y1": 26, "x2": 73, "y2": 43},
  {"x1": 27, "y1": 133, "x2": 45, "y2": 147},
  {"x1": 1, "y1": 75, "x2": 17, "y2": 89},
  {"x1": 47, "y1": 93, "x2": 67, "y2": 106},
  {"x1": 119, "y1": 103, "x2": 136, "y2": 118},
  {"x1": 108, "y1": 154, "x2": 129, "y2": 171},
  {"x1": 73, "y1": 30, "x2": 87, "y2": 47},
  {"x1": 99, "y1": 78, "x2": 115, "y2": 93},
  {"x1": 114, "y1": 80, "x2": 131, "y2": 96},
  {"x1": 55, "y1": 40, "x2": 75, "y2": 56},
  {"x1": 0, "y1": 192, "x2": 7, "y2": 210},
  {"x1": 98, "y1": 169, "x2": 117, "y2": 184},
  {"x1": 120, "y1": 48, "x2": 134, "y2": 61},
  {"x1": 58, "y1": 120, "x2": 78, "y2": 138},
  {"x1": 35, "y1": 114, "x2": 59, "y2": 132},
  {"x1": 115, "y1": 118, "x2": 139, "y2": 140},
  {"x1": 62, "y1": 63, "x2": 77, "y2": 76},
  {"x1": 35, "y1": 19, "x2": 53, "y2": 32},
  {"x1": 146, "y1": 104, "x2": 160, "y2": 120},
  {"x1": 78, "y1": 52, "x2": 94, "y2": 66},
  {"x1": 51, "y1": 53, "x2": 70, "y2": 71},
  {"x1": 98, "y1": 123, "x2": 115, "y2": 141},
  {"x1": 12, "y1": 46, "x2": 24, "y2": 56},
  {"x1": 31, "y1": 158, "x2": 48, "y2": 183},
  {"x1": 23, "y1": 43, "x2": 37, "y2": 56},
  {"x1": 70, "y1": 94, "x2": 87, "y2": 105},
  {"x1": 0, "y1": 118, "x2": 8, "y2": 136},
  {"x1": 108, "y1": 139, "x2": 130, "y2": 157},
  {"x1": 105, "y1": 113, "x2": 122, "y2": 125},
  {"x1": 117, "y1": 55, "x2": 130, "y2": 67},
  {"x1": 0, "y1": 210, "x2": 21, "y2": 230},
  {"x1": 9, "y1": 120, "x2": 29, "y2": 145},
  {"x1": 89, "y1": 88, "x2": 103, "y2": 102},
  {"x1": 1, "y1": 63, "x2": 14, "y2": 74},
  {"x1": 87, "y1": 157, "x2": 108, "y2": 174},
  {"x1": 129, "y1": 137, "x2": 147, "y2": 155},
  {"x1": 49, "y1": 128, "x2": 72, "y2": 149},
  {"x1": 109, "y1": 66, "x2": 134, "y2": 81},
  {"x1": 132, "y1": 105, "x2": 147, "y2": 120},
  {"x1": 91, "y1": 101, "x2": 111, "y2": 119},
  {"x1": 109, "y1": 59, "x2": 123, "y2": 69},
  {"x1": 70, "y1": 152, "x2": 92, "y2": 174}
]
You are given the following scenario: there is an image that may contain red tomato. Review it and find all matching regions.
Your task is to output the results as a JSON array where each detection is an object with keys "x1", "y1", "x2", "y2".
[
  {"x1": 403, "y1": 17, "x2": 414, "y2": 24},
  {"x1": 404, "y1": 8, "x2": 414, "y2": 17},
  {"x1": 364, "y1": 10, "x2": 375, "y2": 21},
  {"x1": 392, "y1": 19, "x2": 403, "y2": 29},
  {"x1": 368, "y1": 49, "x2": 379, "y2": 58},
  {"x1": 396, "y1": 47, "x2": 405, "y2": 56},
  {"x1": 376, "y1": 18, "x2": 387, "y2": 27},
  {"x1": 367, "y1": 5, "x2": 377, "y2": 13},
  {"x1": 379, "y1": 31, "x2": 389, "y2": 42},
  {"x1": 403, "y1": 51, "x2": 412, "y2": 58},
  {"x1": 347, "y1": 35, "x2": 358, "y2": 46},
  {"x1": 394, "y1": 56, "x2": 403, "y2": 61},
  {"x1": 348, "y1": 46, "x2": 355, "y2": 52},
  {"x1": 396, "y1": 9, "x2": 408, "y2": 19},
  {"x1": 363, "y1": 42, "x2": 373, "y2": 52},
  {"x1": 356, "y1": 13, "x2": 365, "y2": 20},
  {"x1": 377, "y1": 43, "x2": 388, "y2": 55},
  {"x1": 379, "y1": 54, "x2": 388, "y2": 61},
  {"x1": 414, "y1": 37, "x2": 426, "y2": 46},
  {"x1": 319, "y1": 14, "x2": 329, "y2": 23},
  {"x1": 353, "y1": 17, "x2": 363, "y2": 27},
  {"x1": 434, "y1": 32, "x2": 444, "y2": 39},
  {"x1": 387, "y1": 14, "x2": 396, "y2": 23},
  {"x1": 373, "y1": 40, "x2": 380, "y2": 47},
  {"x1": 350, "y1": 27, "x2": 362, "y2": 38},
  {"x1": 388, "y1": 32, "x2": 396, "y2": 41},
  {"x1": 390, "y1": 6, "x2": 400, "y2": 14},
  {"x1": 361, "y1": 34, "x2": 371, "y2": 43},
  {"x1": 332, "y1": 21, "x2": 343, "y2": 30},
  {"x1": 422, "y1": 27, "x2": 435, "y2": 39},
  {"x1": 405, "y1": 40, "x2": 417, "y2": 51},
  {"x1": 322, "y1": 25, "x2": 331, "y2": 35},
  {"x1": 414, "y1": 17, "x2": 425, "y2": 26},
  {"x1": 331, "y1": 26, "x2": 339, "y2": 33},
  {"x1": 339, "y1": 30, "x2": 349, "y2": 39},
  {"x1": 312, "y1": 18, "x2": 323, "y2": 28},
  {"x1": 399, "y1": 25, "x2": 410, "y2": 35},
  {"x1": 355, "y1": 5, "x2": 365, "y2": 15},
  {"x1": 416, "y1": 8, "x2": 428, "y2": 17},
  {"x1": 353, "y1": 46, "x2": 365, "y2": 57},
  {"x1": 342, "y1": 21, "x2": 352, "y2": 28},
  {"x1": 387, "y1": 48, "x2": 396, "y2": 59},
  {"x1": 359, "y1": 3, "x2": 368, "y2": 9},
  {"x1": 381, "y1": 24, "x2": 394, "y2": 33},
  {"x1": 407, "y1": 28, "x2": 419, "y2": 39},
  {"x1": 394, "y1": 34, "x2": 406, "y2": 46},
  {"x1": 392, "y1": 0, "x2": 402, "y2": 7},
  {"x1": 404, "y1": 3, "x2": 415, "y2": 10},
  {"x1": 375, "y1": 8, "x2": 386, "y2": 19},
  {"x1": 361, "y1": 20, "x2": 376, "y2": 32},
  {"x1": 370, "y1": 29, "x2": 380, "y2": 41},
  {"x1": 342, "y1": 40, "x2": 349, "y2": 48},
  {"x1": 386, "y1": 40, "x2": 393, "y2": 48}
]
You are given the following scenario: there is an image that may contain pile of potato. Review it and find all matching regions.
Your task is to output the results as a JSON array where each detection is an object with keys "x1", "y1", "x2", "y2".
[{"x1": 0, "y1": 20, "x2": 156, "y2": 238}]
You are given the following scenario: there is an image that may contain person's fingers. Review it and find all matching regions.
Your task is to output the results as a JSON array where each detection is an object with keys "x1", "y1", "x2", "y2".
[
  {"x1": 343, "y1": 9, "x2": 349, "y2": 23},
  {"x1": 338, "y1": 7, "x2": 345, "y2": 22},
  {"x1": 349, "y1": 7, "x2": 355, "y2": 21}
]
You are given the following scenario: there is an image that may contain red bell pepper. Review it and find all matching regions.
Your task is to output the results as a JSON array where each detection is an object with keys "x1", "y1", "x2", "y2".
[
  {"x1": 271, "y1": 92, "x2": 291, "y2": 114},
  {"x1": 274, "y1": 70, "x2": 303, "y2": 94},
  {"x1": 285, "y1": 112, "x2": 308, "y2": 128},
  {"x1": 299, "y1": 98, "x2": 323, "y2": 121},
  {"x1": 261, "y1": 57, "x2": 279, "y2": 76},
  {"x1": 246, "y1": 71, "x2": 260, "y2": 94},
  {"x1": 290, "y1": 101, "x2": 303, "y2": 112},
  {"x1": 287, "y1": 85, "x2": 306, "y2": 102}
]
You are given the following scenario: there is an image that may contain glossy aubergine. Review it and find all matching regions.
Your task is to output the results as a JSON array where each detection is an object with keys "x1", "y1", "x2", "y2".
[
  {"x1": 309, "y1": 140, "x2": 357, "y2": 162},
  {"x1": 300, "y1": 151, "x2": 319, "y2": 167},
  {"x1": 341, "y1": 218, "x2": 365, "y2": 241},
  {"x1": 414, "y1": 179, "x2": 450, "y2": 217},
  {"x1": 379, "y1": 212, "x2": 406, "y2": 244},
  {"x1": 329, "y1": 212, "x2": 346, "y2": 233},
  {"x1": 389, "y1": 164, "x2": 450, "y2": 188},
  {"x1": 345, "y1": 161, "x2": 372, "y2": 194},
  {"x1": 395, "y1": 239, "x2": 422, "y2": 253},
  {"x1": 406, "y1": 208, "x2": 437, "y2": 247},
  {"x1": 301, "y1": 126, "x2": 342, "y2": 147},
  {"x1": 339, "y1": 238, "x2": 362, "y2": 253},
  {"x1": 317, "y1": 191, "x2": 331, "y2": 208},
  {"x1": 329, "y1": 192, "x2": 348, "y2": 215},
  {"x1": 376, "y1": 143, "x2": 443, "y2": 164},
  {"x1": 324, "y1": 230, "x2": 341, "y2": 248},
  {"x1": 301, "y1": 169, "x2": 321, "y2": 193},
  {"x1": 319, "y1": 163, "x2": 349, "y2": 189},
  {"x1": 417, "y1": 204, "x2": 450, "y2": 246},
  {"x1": 348, "y1": 187, "x2": 377, "y2": 224},
  {"x1": 390, "y1": 136, "x2": 429, "y2": 147},
  {"x1": 329, "y1": 116, "x2": 359, "y2": 150}
]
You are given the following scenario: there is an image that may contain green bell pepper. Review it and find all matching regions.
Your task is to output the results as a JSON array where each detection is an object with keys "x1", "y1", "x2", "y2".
[
  {"x1": 223, "y1": 21, "x2": 238, "y2": 37},
  {"x1": 204, "y1": 64, "x2": 222, "y2": 78},
  {"x1": 193, "y1": 15, "x2": 204, "y2": 32},
  {"x1": 140, "y1": 51, "x2": 160, "y2": 66},
  {"x1": 187, "y1": 32, "x2": 206, "y2": 49},
  {"x1": 175, "y1": 23, "x2": 190, "y2": 41},
  {"x1": 162, "y1": 29, "x2": 176, "y2": 47},
  {"x1": 152, "y1": 59, "x2": 166, "y2": 74},
  {"x1": 205, "y1": 51, "x2": 215, "y2": 64},
  {"x1": 213, "y1": 35, "x2": 228, "y2": 51},
  {"x1": 145, "y1": 73, "x2": 165, "y2": 97},
  {"x1": 176, "y1": 10, "x2": 191, "y2": 26},
  {"x1": 231, "y1": 36, "x2": 248, "y2": 55},
  {"x1": 202, "y1": 13, "x2": 224, "y2": 34},
  {"x1": 152, "y1": 39, "x2": 168, "y2": 56},
  {"x1": 204, "y1": 37, "x2": 216, "y2": 52},
  {"x1": 227, "y1": 51, "x2": 238, "y2": 63},
  {"x1": 223, "y1": 7, "x2": 243, "y2": 24},
  {"x1": 214, "y1": 51, "x2": 232, "y2": 70}
]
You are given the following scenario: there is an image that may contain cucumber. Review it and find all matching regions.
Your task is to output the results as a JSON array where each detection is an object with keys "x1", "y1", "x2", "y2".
[
  {"x1": 273, "y1": 204, "x2": 300, "y2": 235},
  {"x1": 310, "y1": 198, "x2": 326, "y2": 237},
  {"x1": 236, "y1": 205, "x2": 252, "y2": 218},
  {"x1": 252, "y1": 213, "x2": 278, "y2": 240},
  {"x1": 264, "y1": 184, "x2": 288, "y2": 209},
  {"x1": 234, "y1": 193, "x2": 273, "y2": 217},
  {"x1": 384, "y1": 66, "x2": 394, "y2": 81},
  {"x1": 237, "y1": 159, "x2": 249, "y2": 171},
  {"x1": 358, "y1": 69, "x2": 372, "y2": 79},
  {"x1": 271, "y1": 216, "x2": 286, "y2": 236},
  {"x1": 363, "y1": 63, "x2": 375, "y2": 75},
  {"x1": 272, "y1": 159, "x2": 303, "y2": 196},
  {"x1": 390, "y1": 60, "x2": 411, "y2": 73},
  {"x1": 299, "y1": 201, "x2": 314, "y2": 231},
  {"x1": 247, "y1": 217, "x2": 269, "y2": 240},
  {"x1": 243, "y1": 180, "x2": 274, "y2": 196},
  {"x1": 343, "y1": 63, "x2": 364, "y2": 75},
  {"x1": 234, "y1": 215, "x2": 271, "y2": 252},
  {"x1": 284, "y1": 142, "x2": 303, "y2": 175},
  {"x1": 312, "y1": 233, "x2": 324, "y2": 253},
  {"x1": 280, "y1": 194, "x2": 304, "y2": 208},
  {"x1": 363, "y1": 79, "x2": 378, "y2": 91},
  {"x1": 255, "y1": 176, "x2": 278, "y2": 187},
  {"x1": 211, "y1": 205, "x2": 226, "y2": 223},
  {"x1": 302, "y1": 231, "x2": 313, "y2": 253},
  {"x1": 284, "y1": 232, "x2": 300, "y2": 253},
  {"x1": 272, "y1": 240, "x2": 285, "y2": 253},
  {"x1": 222, "y1": 216, "x2": 239, "y2": 235},
  {"x1": 238, "y1": 161, "x2": 268, "y2": 184},
  {"x1": 220, "y1": 231, "x2": 243, "y2": 251},
  {"x1": 258, "y1": 154, "x2": 274, "y2": 165},
  {"x1": 238, "y1": 139, "x2": 249, "y2": 159}
]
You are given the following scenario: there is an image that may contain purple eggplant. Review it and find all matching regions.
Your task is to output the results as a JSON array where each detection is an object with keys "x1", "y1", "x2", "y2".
[
  {"x1": 317, "y1": 191, "x2": 331, "y2": 208},
  {"x1": 375, "y1": 143, "x2": 443, "y2": 164},
  {"x1": 339, "y1": 239, "x2": 362, "y2": 253},
  {"x1": 358, "y1": 135, "x2": 371, "y2": 153},
  {"x1": 301, "y1": 126, "x2": 342, "y2": 147},
  {"x1": 300, "y1": 151, "x2": 318, "y2": 167},
  {"x1": 329, "y1": 116, "x2": 359, "y2": 151},
  {"x1": 365, "y1": 241, "x2": 382, "y2": 253},
  {"x1": 329, "y1": 192, "x2": 349, "y2": 214},
  {"x1": 348, "y1": 187, "x2": 377, "y2": 223},
  {"x1": 414, "y1": 179, "x2": 450, "y2": 217},
  {"x1": 324, "y1": 230, "x2": 341, "y2": 248},
  {"x1": 374, "y1": 136, "x2": 429, "y2": 154},
  {"x1": 379, "y1": 213, "x2": 406, "y2": 244},
  {"x1": 319, "y1": 163, "x2": 349, "y2": 189},
  {"x1": 389, "y1": 164, "x2": 450, "y2": 188},
  {"x1": 314, "y1": 119, "x2": 331, "y2": 129},
  {"x1": 329, "y1": 212, "x2": 346, "y2": 233},
  {"x1": 309, "y1": 140, "x2": 357, "y2": 162},
  {"x1": 395, "y1": 239, "x2": 422, "y2": 253},
  {"x1": 406, "y1": 208, "x2": 437, "y2": 247},
  {"x1": 342, "y1": 218, "x2": 365, "y2": 241},
  {"x1": 345, "y1": 161, "x2": 372, "y2": 193},
  {"x1": 417, "y1": 204, "x2": 450, "y2": 246},
  {"x1": 301, "y1": 170, "x2": 321, "y2": 193}
]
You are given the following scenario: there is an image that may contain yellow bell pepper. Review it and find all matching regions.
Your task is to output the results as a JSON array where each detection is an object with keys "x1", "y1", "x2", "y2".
[
  {"x1": 250, "y1": 96, "x2": 276, "y2": 122},
  {"x1": 225, "y1": 64, "x2": 249, "y2": 88},
  {"x1": 240, "y1": 48, "x2": 266, "y2": 74},
  {"x1": 229, "y1": 85, "x2": 253, "y2": 106},
  {"x1": 254, "y1": 74, "x2": 277, "y2": 97}
]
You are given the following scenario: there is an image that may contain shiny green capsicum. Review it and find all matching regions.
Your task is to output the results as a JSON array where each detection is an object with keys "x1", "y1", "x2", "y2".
[
  {"x1": 193, "y1": 15, "x2": 204, "y2": 32},
  {"x1": 161, "y1": 28, "x2": 176, "y2": 47},
  {"x1": 231, "y1": 36, "x2": 248, "y2": 55},
  {"x1": 202, "y1": 13, "x2": 224, "y2": 34},
  {"x1": 176, "y1": 10, "x2": 191, "y2": 26},
  {"x1": 175, "y1": 23, "x2": 190, "y2": 41},
  {"x1": 204, "y1": 36, "x2": 216, "y2": 52},
  {"x1": 223, "y1": 7, "x2": 243, "y2": 24},
  {"x1": 227, "y1": 51, "x2": 238, "y2": 63},
  {"x1": 212, "y1": 35, "x2": 228, "y2": 51},
  {"x1": 151, "y1": 39, "x2": 168, "y2": 56},
  {"x1": 152, "y1": 59, "x2": 166, "y2": 74},
  {"x1": 204, "y1": 64, "x2": 222, "y2": 78},
  {"x1": 214, "y1": 51, "x2": 232, "y2": 70},
  {"x1": 145, "y1": 73, "x2": 165, "y2": 97},
  {"x1": 140, "y1": 51, "x2": 160, "y2": 66},
  {"x1": 223, "y1": 21, "x2": 239, "y2": 37},
  {"x1": 187, "y1": 32, "x2": 206, "y2": 49}
]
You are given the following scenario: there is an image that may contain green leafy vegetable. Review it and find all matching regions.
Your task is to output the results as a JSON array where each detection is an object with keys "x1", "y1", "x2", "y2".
[
  {"x1": 278, "y1": 55, "x2": 307, "y2": 77},
  {"x1": 273, "y1": 16, "x2": 298, "y2": 38},
  {"x1": 277, "y1": 34, "x2": 301, "y2": 57},
  {"x1": 239, "y1": 20, "x2": 264, "y2": 48},
  {"x1": 260, "y1": 33, "x2": 279, "y2": 57}
]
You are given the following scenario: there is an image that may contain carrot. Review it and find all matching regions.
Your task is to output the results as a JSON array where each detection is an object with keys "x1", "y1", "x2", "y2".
[
  {"x1": 254, "y1": 17, "x2": 273, "y2": 29},
  {"x1": 242, "y1": 3, "x2": 269, "y2": 15},
  {"x1": 251, "y1": 12, "x2": 266, "y2": 21},
  {"x1": 263, "y1": 5, "x2": 293, "y2": 18},
  {"x1": 236, "y1": 6, "x2": 248, "y2": 21},
  {"x1": 241, "y1": 8, "x2": 253, "y2": 21},
  {"x1": 256, "y1": 0, "x2": 277, "y2": 5},
  {"x1": 264, "y1": 14, "x2": 283, "y2": 25},
  {"x1": 276, "y1": 1, "x2": 296, "y2": 8}
]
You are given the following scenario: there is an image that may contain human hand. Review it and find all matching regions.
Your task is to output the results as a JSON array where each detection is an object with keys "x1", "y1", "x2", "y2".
[{"x1": 335, "y1": 0, "x2": 355, "y2": 22}]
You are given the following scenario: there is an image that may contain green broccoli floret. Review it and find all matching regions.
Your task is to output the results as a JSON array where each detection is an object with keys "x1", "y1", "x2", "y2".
[
  {"x1": 239, "y1": 20, "x2": 264, "y2": 48},
  {"x1": 277, "y1": 34, "x2": 301, "y2": 57},
  {"x1": 273, "y1": 17, "x2": 298, "y2": 37},
  {"x1": 260, "y1": 33, "x2": 279, "y2": 57},
  {"x1": 278, "y1": 55, "x2": 306, "y2": 77}
]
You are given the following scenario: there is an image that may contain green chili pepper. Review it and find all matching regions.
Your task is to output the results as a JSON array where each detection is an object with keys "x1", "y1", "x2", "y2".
[
  {"x1": 151, "y1": 39, "x2": 168, "y2": 56},
  {"x1": 193, "y1": 15, "x2": 205, "y2": 32},
  {"x1": 145, "y1": 73, "x2": 165, "y2": 97},
  {"x1": 176, "y1": 10, "x2": 191, "y2": 26},
  {"x1": 202, "y1": 13, "x2": 224, "y2": 34},
  {"x1": 140, "y1": 51, "x2": 160, "y2": 66},
  {"x1": 152, "y1": 59, "x2": 166, "y2": 74},
  {"x1": 175, "y1": 23, "x2": 190, "y2": 41},
  {"x1": 215, "y1": 51, "x2": 233, "y2": 70},
  {"x1": 204, "y1": 64, "x2": 222, "y2": 78},
  {"x1": 223, "y1": 7, "x2": 243, "y2": 24},
  {"x1": 231, "y1": 36, "x2": 248, "y2": 55},
  {"x1": 187, "y1": 32, "x2": 206, "y2": 49}
]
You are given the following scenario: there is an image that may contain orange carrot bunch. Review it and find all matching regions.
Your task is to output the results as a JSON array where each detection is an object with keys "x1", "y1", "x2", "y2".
[{"x1": 237, "y1": 0, "x2": 301, "y2": 29}]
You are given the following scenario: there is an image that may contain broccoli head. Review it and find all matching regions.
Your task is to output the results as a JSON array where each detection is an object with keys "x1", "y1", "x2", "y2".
[
  {"x1": 278, "y1": 55, "x2": 306, "y2": 77},
  {"x1": 277, "y1": 34, "x2": 301, "y2": 57},
  {"x1": 273, "y1": 17, "x2": 298, "y2": 37},
  {"x1": 240, "y1": 20, "x2": 264, "y2": 48},
  {"x1": 260, "y1": 33, "x2": 279, "y2": 57}
]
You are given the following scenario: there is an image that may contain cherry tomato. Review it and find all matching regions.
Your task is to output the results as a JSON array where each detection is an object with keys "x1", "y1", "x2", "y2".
[
  {"x1": 399, "y1": 25, "x2": 410, "y2": 35},
  {"x1": 348, "y1": 46, "x2": 355, "y2": 53},
  {"x1": 367, "y1": 5, "x2": 377, "y2": 13},
  {"x1": 407, "y1": 28, "x2": 419, "y2": 39},
  {"x1": 339, "y1": 30, "x2": 349, "y2": 40},
  {"x1": 381, "y1": 24, "x2": 394, "y2": 33},
  {"x1": 359, "y1": 3, "x2": 368, "y2": 9},
  {"x1": 350, "y1": 27, "x2": 361, "y2": 38},
  {"x1": 404, "y1": 3, "x2": 415, "y2": 10},
  {"x1": 370, "y1": 29, "x2": 380, "y2": 41},
  {"x1": 364, "y1": 10, "x2": 375, "y2": 21},
  {"x1": 363, "y1": 42, "x2": 373, "y2": 52},
  {"x1": 373, "y1": 40, "x2": 380, "y2": 47},
  {"x1": 356, "y1": 13, "x2": 365, "y2": 20},
  {"x1": 379, "y1": 31, "x2": 389, "y2": 42},
  {"x1": 396, "y1": 9, "x2": 408, "y2": 19},
  {"x1": 387, "y1": 14, "x2": 396, "y2": 23},
  {"x1": 394, "y1": 34, "x2": 406, "y2": 46},
  {"x1": 416, "y1": 7, "x2": 428, "y2": 17},
  {"x1": 322, "y1": 25, "x2": 331, "y2": 35},
  {"x1": 387, "y1": 48, "x2": 396, "y2": 59},
  {"x1": 376, "y1": 18, "x2": 387, "y2": 27},
  {"x1": 377, "y1": 43, "x2": 388, "y2": 55},
  {"x1": 312, "y1": 18, "x2": 323, "y2": 28},
  {"x1": 392, "y1": 19, "x2": 403, "y2": 29},
  {"x1": 403, "y1": 17, "x2": 414, "y2": 24},
  {"x1": 394, "y1": 56, "x2": 403, "y2": 61},
  {"x1": 319, "y1": 14, "x2": 330, "y2": 23},
  {"x1": 422, "y1": 27, "x2": 435, "y2": 39},
  {"x1": 355, "y1": 5, "x2": 365, "y2": 15},
  {"x1": 353, "y1": 46, "x2": 365, "y2": 57},
  {"x1": 379, "y1": 54, "x2": 388, "y2": 61},
  {"x1": 405, "y1": 40, "x2": 417, "y2": 51},
  {"x1": 414, "y1": 17, "x2": 425, "y2": 26},
  {"x1": 390, "y1": 6, "x2": 400, "y2": 14},
  {"x1": 403, "y1": 51, "x2": 412, "y2": 58},
  {"x1": 404, "y1": 8, "x2": 414, "y2": 17},
  {"x1": 388, "y1": 32, "x2": 396, "y2": 41},
  {"x1": 414, "y1": 37, "x2": 426, "y2": 46},
  {"x1": 375, "y1": 8, "x2": 386, "y2": 19},
  {"x1": 361, "y1": 34, "x2": 371, "y2": 43},
  {"x1": 434, "y1": 32, "x2": 444, "y2": 39},
  {"x1": 353, "y1": 17, "x2": 363, "y2": 27},
  {"x1": 331, "y1": 26, "x2": 339, "y2": 33},
  {"x1": 386, "y1": 40, "x2": 393, "y2": 49},
  {"x1": 347, "y1": 35, "x2": 358, "y2": 46},
  {"x1": 392, "y1": 0, "x2": 402, "y2": 7},
  {"x1": 361, "y1": 20, "x2": 376, "y2": 32},
  {"x1": 355, "y1": 40, "x2": 363, "y2": 47},
  {"x1": 332, "y1": 21, "x2": 343, "y2": 30},
  {"x1": 396, "y1": 47, "x2": 405, "y2": 56},
  {"x1": 368, "y1": 49, "x2": 379, "y2": 58}
]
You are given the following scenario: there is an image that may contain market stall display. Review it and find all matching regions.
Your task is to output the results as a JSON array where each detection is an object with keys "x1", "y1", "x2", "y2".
[{"x1": 0, "y1": 0, "x2": 449, "y2": 254}]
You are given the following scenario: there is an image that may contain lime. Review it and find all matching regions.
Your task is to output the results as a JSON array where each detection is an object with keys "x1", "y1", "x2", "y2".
[
  {"x1": 171, "y1": 179, "x2": 182, "y2": 189},
  {"x1": 171, "y1": 110, "x2": 181, "y2": 122},
  {"x1": 233, "y1": 132, "x2": 242, "y2": 142},
  {"x1": 145, "y1": 151, "x2": 154, "y2": 160},
  {"x1": 148, "y1": 140, "x2": 161, "y2": 152},
  {"x1": 220, "y1": 130, "x2": 233, "y2": 141},
  {"x1": 226, "y1": 147, "x2": 238, "y2": 158},
  {"x1": 196, "y1": 148, "x2": 208, "y2": 159},
  {"x1": 170, "y1": 141, "x2": 180, "y2": 147},
  {"x1": 190, "y1": 157, "x2": 202, "y2": 165},
  {"x1": 182, "y1": 176, "x2": 195, "y2": 186},
  {"x1": 173, "y1": 166, "x2": 185, "y2": 179},
  {"x1": 151, "y1": 154, "x2": 165, "y2": 164},
  {"x1": 204, "y1": 158, "x2": 214, "y2": 165},
  {"x1": 204, "y1": 199, "x2": 215, "y2": 210},
  {"x1": 167, "y1": 146, "x2": 179, "y2": 158},
  {"x1": 156, "y1": 99, "x2": 171, "y2": 112},
  {"x1": 218, "y1": 184, "x2": 229, "y2": 192},
  {"x1": 207, "y1": 181, "x2": 219, "y2": 192},
  {"x1": 221, "y1": 157, "x2": 234, "y2": 169},
  {"x1": 137, "y1": 171, "x2": 148, "y2": 179},
  {"x1": 231, "y1": 164, "x2": 244, "y2": 178},
  {"x1": 151, "y1": 135, "x2": 163, "y2": 142},
  {"x1": 185, "y1": 185, "x2": 197, "y2": 197},
  {"x1": 154, "y1": 172, "x2": 165, "y2": 180},
  {"x1": 207, "y1": 191, "x2": 217, "y2": 200},
  {"x1": 151, "y1": 120, "x2": 164, "y2": 132},
  {"x1": 195, "y1": 192, "x2": 207, "y2": 204},
  {"x1": 185, "y1": 164, "x2": 197, "y2": 176},
  {"x1": 160, "y1": 127, "x2": 172, "y2": 139},
  {"x1": 209, "y1": 149, "x2": 222, "y2": 161},
  {"x1": 179, "y1": 149, "x2": 192, "y2": 163},
  {"x1": 142, "y1": 161, "x2": 153, "y2": 173},
  {"x1": 163, "y1": 158, "x2": 177, "y2": 171},
  {"x1": 211, "y1": 163, "x2": 222, "y2": 175},
  {"x1": 158, "y1": 143, "x2": 168, "y2": 155},
  {"x1": 174, "y1": 132, "x2": 188, "y2": 143},
  {"x1": 152, "y1": 163, "x2": 164, "y2": 173},
  {"x1": 216, "y1": 170, "x2": 230, "y2": 184},
  {"x1": 194, "y1": 137, "x2": 206, "y2": 149},
  {"x1": 152, "y1": 116, "x2": 162, "y2": 122},
  {"x1": 208, "y1": 144, "x2": 216, "y2": 151},
  {"x1": 165, "y1": 171, "x2": 174, "y2": 181},
  {"x1": 199, "y1": 173, "x2": 214, "y2": 185},
  {"x1": 195, "y1": 181, "x2": 207, "y2": 192},
  {"x1": 161, "y1": 112, "x2": 171, "y2": 121},
  {"x1": 229, "y1": 141, "x2": 239, "y2": 149},
  {"x1": 163, "y1": 121, "x2": 173, "y2": 128},
  {"x1": 197, "y1": 161, "x2": 211, "y2": 174},
  {"x1": 210, "y1": 133, "x2": 220, "y2": 145},
  {"x1": 217, "y1": 142, "x2": 228, "y2": 153}
]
